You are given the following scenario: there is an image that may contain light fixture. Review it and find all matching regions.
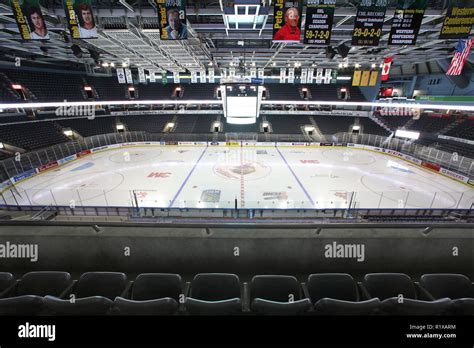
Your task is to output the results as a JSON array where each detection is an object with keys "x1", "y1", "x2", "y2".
[
  {"x1": 379, "y1": 64, "x2": 384, "y2": 68},
  {"x1": 128, "y1": 87, "x2": 135, "y2": 91},
  {"x1": 371, "y1": 63, "x2": 376, "y2": 68},
  {"x1": 354, "y1": 63, "x2": 361, "y2": 68},
  {"x1": 304, "y1": 125, "x2": 315, "y2": 132},
  {"x1": 116, "y1": 124, "x2": 124, "y2": 130},
  {"x1": 110, "y1": 62, "x2": 115, "y2": 67},
  {"x1": 84, "y1": 86, "x2": 92, "y2": 91},
  {"x1": 352, "y1": 125, "x2": 360, "y2": 131},
  {"x1": 11, "y1": 84, "x2": 22, "y2": 90},
  {"x1": 395, "y1": 129, "x2": 420, "y2": 140},
  {"x1": 338, "y1": 63, "x2": 343, "y2": 68},
  {"x1": 0, "y1": 142, "x2": 4, "y2": 149},
  {"x1": 63, "y1": 129, "x2": 73, "y2": 137},
  {"x1": 343, "y1": 62, "x2": 349, "y2": 68},
  {"x1": 122, "y1": 62, "x2": 128, "y2": 67},
  {"x1": 272, "y1": 62, "x2": 276, "y2": 66},
  {"x1": 102, "y1": 62, "x2": 109, "y2": 67}
]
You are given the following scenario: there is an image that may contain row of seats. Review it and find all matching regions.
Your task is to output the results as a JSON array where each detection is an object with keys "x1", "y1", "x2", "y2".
[{"x1": 0, "y1": 272, "x2": 472, "y2": 315}]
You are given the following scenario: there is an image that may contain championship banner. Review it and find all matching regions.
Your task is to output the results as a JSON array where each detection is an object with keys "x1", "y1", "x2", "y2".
[
  {"x1": 369, "y1": 70, "x2": 379, "y2": 86},
  {"x1": 307, "y1": 68, "x2": 315, "y2": 83},
  {"x1": 280, "y1": 68, "x2": 286, "y2": 83},
  {"x1": 331, "y1": 69, "x2": 338, "y2": 84},
  {"x1": 116, "y1": 68, "x2": 126, "y2": 84},
  {"x1": 288, "y1": 68, "x2": 295, "y2": 83},
  {"x1": 10, "y1": 0, "x2": 50, "y2": 40},
  {"x1": 155, "y1": 0, "x2": 187, "y2": 40},
  {"x1": 360, "y1": 70, "x2": 370, "y2": 86},
  {"x1": 63, "y1": 0, "x2": 97, "y2": 39},
  {"x1": 352, "y1": 70, "x2": 362, "y2": 86},
  {"x1": 199, "y1": 70, "x2": 206, "y2": 83},
  {"x1": 208, "y1": 69, "x2": 215, "y2": 83},
  {"x1": 303, "y1": 0, "x2": 336, "y2": 45},
  {"x1": 125, "y1": 68, "x2": 133, "y2": 84},
  {"x1": 352, "y1": 0, "x2": 388, "y2": 46},
  {"x1": 388, "y1": 0, "x2": 427, "y2": 45},
  {"x1": 439, "y1": 0, "x2": 474, "y2": 39},
  {"x1": 191, "y1": 71, "x2": 197, "y2": 83},
  {"x1": 149, "y1": 70, "x2": 156, "y2": 83},
  {"x1": 273, "y1": 0, "x2": 303, "y2": 43},
  {"x1": 173, "y1": 71, "x2": 180, "y2": 83},
  {"x1": 257, "y1": 68, "x2": 265, "y2": 83},
  {"x1": 138, "y1": 68, "x2": 146, "y2": 83},
  {"x1": 323, "y1": 69, "x2": 332, "y2": 84},
  {"x1": 300, "y1": 68, "x2": 308, "y2": 83},
  {"x1": 315, "y1": 68, "x2": 323, "y2": 84}
]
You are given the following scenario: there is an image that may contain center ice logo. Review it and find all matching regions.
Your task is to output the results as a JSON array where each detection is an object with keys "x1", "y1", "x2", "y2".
[{"x1": 213, "y1": 162, "x2": 271, "y2": 180}]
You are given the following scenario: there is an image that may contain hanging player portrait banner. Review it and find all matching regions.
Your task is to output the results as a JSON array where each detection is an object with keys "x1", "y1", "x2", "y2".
[
  {"x1": 439, "y1": 0, "x2": 474, "y2": 39},
  {"x1": 63, "y1": 0, "x2": 97, "y2": 39},
  {"x1": 273, "y1": 0, "x2": 303, "y2": 43},
  {"x1": 352, "y1": 0, "x2": 388, "y2": 46},
  {"x1": 10, "y1": 0, "x2": 50, "y2": 40},
  {"x1": 155, "y1": 0, "x2": 188, "y2": 40},
  {"x1": 303, "y1": 0, "x2": 336, "y2": 45},
  {"x1": 388, "y1": 0, "x2": 428, "y2": 45}
]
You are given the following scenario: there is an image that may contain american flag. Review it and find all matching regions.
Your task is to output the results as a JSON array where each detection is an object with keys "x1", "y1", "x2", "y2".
[{"x1": 446, "y1": 39, "x2": 474, "y2": 76}]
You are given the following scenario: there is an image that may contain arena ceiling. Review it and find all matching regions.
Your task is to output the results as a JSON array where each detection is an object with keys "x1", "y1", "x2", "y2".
[{"x1": 0, "y1": 0, "x2": 471, "y2": 75}]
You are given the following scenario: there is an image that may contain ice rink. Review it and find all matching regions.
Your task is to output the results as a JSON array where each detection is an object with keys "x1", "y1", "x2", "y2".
[{"x1": 4, "y1": 145, "x2": 473, "y2": 210}]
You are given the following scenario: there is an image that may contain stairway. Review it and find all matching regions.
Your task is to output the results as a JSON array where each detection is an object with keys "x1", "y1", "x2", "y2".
[
  {"x1": 308, "y1": 116, "x2": 326, "y2": 142},
  {"x1": 401, "y1": 117, "x2": 417, "y2": 130},
  {"x1": 369, "y1": 110, "x2": 393, "y2": 133},
  {"x1": 0, "y1": 73, "x2": 21, "y2": 101}
]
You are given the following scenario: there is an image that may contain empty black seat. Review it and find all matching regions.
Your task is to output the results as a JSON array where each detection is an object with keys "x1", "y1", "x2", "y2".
[
  {"x1": 113, "y1": 273, "x2": 182, "y2": 315},
  {"x1": 185, "y1": 273, "x2": 242, "y2": 314},
  {"x1": 249, "y1": 275, "x2": 311, "y2": 315},
  {"x1": 0, "y1": 271, "x2": 72, "y2": 315},
  {"x1": 363, "y1": 273, "x2": 452, "y2": 315},
  {"x1": 420, "y1": 274, "x2": 474, "y2": 315},
  {"x1": 307, "y1": 273, "x2": 380, "y2": 315},
  {"x1": 0, "y1": 272, "x2": 14, "y2": 295},
  {"x1": 44, "y1": 272, "x2": 128, "y2": 315}
]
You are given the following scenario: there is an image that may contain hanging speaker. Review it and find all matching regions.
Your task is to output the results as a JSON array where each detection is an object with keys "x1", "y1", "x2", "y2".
[
  {"x1": 88, "y1": 49, "x2": 100, "y2": 63},
  {"x1": 336, "y1": 43, "x2": 350, "y2": 58},
  {"x1": 325, "y1": 46, "x2": 337, "y2": 60},
  {"x1": 71, "y1": 44, "x2": 83, "y2": 58}
]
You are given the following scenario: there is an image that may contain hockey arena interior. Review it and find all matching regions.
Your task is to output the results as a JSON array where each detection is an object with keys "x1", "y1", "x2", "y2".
[{"x1": 0, "y1": 0, "x2": 473, "y2": 343}]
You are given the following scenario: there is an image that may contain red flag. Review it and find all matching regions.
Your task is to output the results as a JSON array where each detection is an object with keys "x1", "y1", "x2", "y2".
[
  {"x1": 381, "y1": 57, "x2": 393, "y2": 81},
  {"x1": 446, "y1": 39, "x2": 474, "y2": 76}
]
